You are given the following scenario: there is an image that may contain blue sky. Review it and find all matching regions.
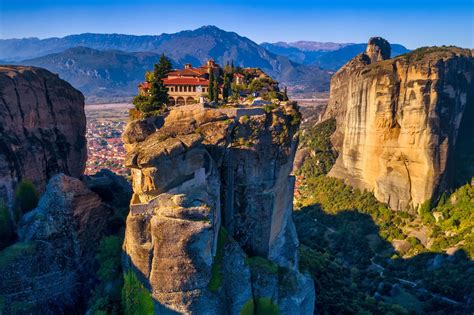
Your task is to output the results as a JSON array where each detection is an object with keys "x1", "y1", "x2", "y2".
[{"x1": 0, "y1": 0, "x2": 473, "y2": 48}]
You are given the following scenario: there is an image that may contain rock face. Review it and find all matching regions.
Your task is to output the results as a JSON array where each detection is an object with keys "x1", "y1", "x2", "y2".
[
  {"x1": 0, "y1": 66, "x2": 86, "y2": 206},
  {"x1": 0, "y1": 174, "x2": 111, "y2": 313},
  {"x1": 123, "y1": 103, "x2": 315, "y2": 314},
  {"x1": 323, "y1": 39, "x2": 474, "y2": 210}
]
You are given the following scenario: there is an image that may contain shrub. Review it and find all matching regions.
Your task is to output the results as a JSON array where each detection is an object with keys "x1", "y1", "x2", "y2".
[
  {"x1": 122, "y1": 271, "x2": 154, "y2": 315},
  {"x1": 240, "y1": 299, "x2": 255, "y2": 315},
  {"x1": 96, "y1": 236, "x2": 123, "y2": 282},
  {"x1": 0, "y1": 200, "x2": 14, "y2": 249},
  {"x1": 208, "y1": 227, "x2": 229, "y2": 292},
  {"x1": 14, "y1": 180, "x2": 38, "y2": 221},
  {"x1": 245, "y1": 256, "x2": 279, "y2": 274},
  {"x1": 89, "y1": 235, "x2": 124, "y2": 314},
  {"x1": 255, "y1": 298, "x2": 280, "y2": 315}
]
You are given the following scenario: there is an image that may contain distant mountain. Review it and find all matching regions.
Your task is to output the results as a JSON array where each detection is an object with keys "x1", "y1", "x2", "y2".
[
  {"x1": 262, "y1": 41, "x2": 351, "y2": 52},
  {"x1": 21, "y1": 47, "x2": 162, "y2": 103},
  {"x1": 260, "y1": 43, "x2": 326, "y2": 65},
  {"x1": 3, "y1": 26, "x2": 331, "y2": 103},
  {"x1": 262, "y1": 41, "x2": 410, "y2": 70}
]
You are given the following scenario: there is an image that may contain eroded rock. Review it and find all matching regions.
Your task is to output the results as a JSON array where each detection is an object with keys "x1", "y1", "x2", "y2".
[
  {"x1": 0, "y1": 66, "x2": 86, "y2": 206},
  {"x1": 123, "y1": 103, "x2": 315, "y2": 314},
  {"x1": 0, "y1": 174, "x2": 111, "y2": 313},
  {"x1": 323, "y1": 40, "x2": 474, "y2": 210}
]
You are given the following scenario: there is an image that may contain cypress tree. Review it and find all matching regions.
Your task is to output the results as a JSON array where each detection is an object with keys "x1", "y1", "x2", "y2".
[
  {"x1": 213, "y1": 79, "x2": 219, "y2": 103},
  {"x1": 223, "y1": 73, "x2": 230, "y2": 101},
  {"x1": 208, "y1": 70, "x2": 215, "y2": 102}
]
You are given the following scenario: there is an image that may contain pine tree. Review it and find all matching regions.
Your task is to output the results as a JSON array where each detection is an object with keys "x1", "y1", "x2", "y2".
[
  {"x1": 133, "y1": 54, "x2": 172, "y2": 113},
  {"x1": 284, "y1": 86, "x2": 289, "y2": 101},
  {"x1": 208, "y1": 70, "x2": 215, "y2": 102},
  {"x1": 150, "y1": 54, "x2": 172, "y2": 107}
]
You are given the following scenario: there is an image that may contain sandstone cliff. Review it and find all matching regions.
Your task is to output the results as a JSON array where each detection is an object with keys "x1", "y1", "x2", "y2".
[
  {"x1": 122, "y1": 103, "x2": 315, "y2": 314},
  {"x1": 323, "y1": 39, "x2": 474, "y2": 210},
  {"x1": 0, "y1": 66, "x2": 86, "y2": 206}
]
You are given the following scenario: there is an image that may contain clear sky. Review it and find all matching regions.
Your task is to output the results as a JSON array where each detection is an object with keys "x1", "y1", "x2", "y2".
[{"x1": 0, "y1": 0, "x2": 473, "y2": 49}]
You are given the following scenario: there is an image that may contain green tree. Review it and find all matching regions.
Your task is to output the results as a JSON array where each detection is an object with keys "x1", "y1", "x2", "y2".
[
  {"x1": 212, "y1": 79, "x2": 219, "y2": 103},
  {"x1": 208, "y1": 70, "x2": 215, "y2": 102},
  {"x1": 122, "y1": 271, "x2": 154, "y2": 314},
  {"x1": 133, "y1": 54, "x2": 172, "y2": 114},
  {"x1": 14, "y1": 180, "x2": 38, "y2": 221},
  {"x1": 223, "y1": 73, "x2": 231, "y2": 101},
  {"x1": 89, "y1": 235, "x2": 124, "y2": 314}
]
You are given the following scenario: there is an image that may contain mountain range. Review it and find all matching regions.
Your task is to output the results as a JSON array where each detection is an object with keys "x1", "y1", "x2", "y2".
[
  {"x1": 261, "y1": 41, "x2": 410, "y2": 70},
  {"x1": 0, "y1": 26, "x2": 409, "y2": 103}
]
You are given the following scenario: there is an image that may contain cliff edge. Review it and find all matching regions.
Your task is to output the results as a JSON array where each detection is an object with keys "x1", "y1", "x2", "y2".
[
  {"x1": 323, "y1": 39, "x2": 474, "y2": 210},
  {"x1": 0, "y1": 66, "x2": 87, "y2": 206},
  {"x1": 122, "y1": 103, "x2": 315, "y2": 314}
]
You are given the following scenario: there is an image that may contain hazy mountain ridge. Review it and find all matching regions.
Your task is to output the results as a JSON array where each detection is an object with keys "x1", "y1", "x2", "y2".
[
  {"x1": 262, "y1": 41, "x2": 410, "y2": 70},
  {"x1": 9, "y1": 26, "x2": 331, "y2": 103},
  {"x1": 21, "y1": 47, "x2": 163, "y2": 103}
]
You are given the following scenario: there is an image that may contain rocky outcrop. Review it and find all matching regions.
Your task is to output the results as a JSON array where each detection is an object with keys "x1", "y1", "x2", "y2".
[
  {"x1": 323, "y1": 39, "x2": 474, "y2": 210},
  {"x1": 0, "y1": 174, "x2": 111, "y2": 313},
  {"x1": 0, "y1": 66, "x2": 86, "y2": 206},
  {"x1": 123, "y1": 103, "x2": 315, "y2": 314}
]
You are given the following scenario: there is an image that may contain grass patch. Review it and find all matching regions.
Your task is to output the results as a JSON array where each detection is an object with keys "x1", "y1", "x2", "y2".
[
  {"x1": 208, "y1": 227, "x2": 229, "y2": 292},
  {"x1": 255, "y1": 298, "x2": 280, "y2": 315},
  {"x1": 245, "y1": 256, "x2": 279, "y2": 274},
  {"x1": 239, "y1": 298, "x2": 255, "y2": 315}
]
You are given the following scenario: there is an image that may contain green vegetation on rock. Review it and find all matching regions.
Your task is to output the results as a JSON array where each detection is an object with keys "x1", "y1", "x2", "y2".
[
  {"x1": 245, "y1": 256, "x2": 279, "y2": 274},
  {"x1": 296, "y1": 118, "x2": 337, "y2": 178},
  {"x1": 89, "y1": 235, "x2": 124, "y2": 314},
  {"x1": 0, "y1": 200, "x2": 14, "y2": 249},
  {"x1": 122, "y1": 270, "x2": 154, "y2": 315},
  {"x1": 208, "y1": 227, "x2": 229, "y2": 292},
  {"x1": 0, "y1": 242, "x2": 35, "y2": 269},
  {"x1": 239, "y1": 299, "x2": 255, "y2": 315},
  {"x1": 295, "y1": 119, "x2": 474, "y2": 313},
  {"x1": 254, "y1": 298, "x2": 280, "y2": 315},
  {"x1": 14, "y1": 180, "x2": 38, "y2": 221}
]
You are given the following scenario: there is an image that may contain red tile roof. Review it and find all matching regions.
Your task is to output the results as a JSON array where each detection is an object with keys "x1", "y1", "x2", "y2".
[
  {"x1": 138, "y1": 82, "x2": 151, "y2": 89},
  {"x1": 168, "y1": 68, "x2": 207, "y2": 77},
  {"x1": 163, "y1": 77, "x2": 210, "y2": 86}
]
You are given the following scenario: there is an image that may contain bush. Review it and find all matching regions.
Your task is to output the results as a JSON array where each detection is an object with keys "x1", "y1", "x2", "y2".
[
  {"x1": 208, "y1": 227, "x2": 229, "y2": 292},
  {"x1": 122, "y1": 271, "x2": 154, "y2": 315},
  {"x1": 255, "y1": 298, "x2": 280, "y2": 315},
  {"x1": 96, "y1": 236, "x2": 123, "y2": 282},
  {"x1": 0, "y1": 200, "x2": 14, "y2": 249},
  {"x1": 89, "y1": 235, "x2": 124, "y2": 314},
  {"x1": 14, "y1": 180, "x2": 38, "y2": 221}
]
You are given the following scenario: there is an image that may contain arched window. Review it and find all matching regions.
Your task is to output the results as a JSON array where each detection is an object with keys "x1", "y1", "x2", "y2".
[
  {"x1": 186, "y1": 97, "x2": 197, "y2": 105},
  {"x1": 176, "y1": 97, "x2": 185, "y2": 106}
]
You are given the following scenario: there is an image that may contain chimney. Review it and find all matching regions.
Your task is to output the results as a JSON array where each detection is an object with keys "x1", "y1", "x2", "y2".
[{"x1": 184, "y1": 63, "x2": 192, "y2": 69}]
